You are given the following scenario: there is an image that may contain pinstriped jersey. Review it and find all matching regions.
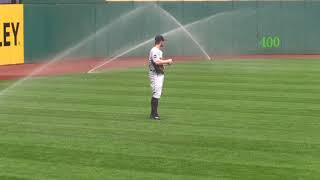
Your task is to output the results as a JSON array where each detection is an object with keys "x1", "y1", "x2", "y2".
[{"x1": 149, "y1": 46, "x2": 163, "y2": 71}]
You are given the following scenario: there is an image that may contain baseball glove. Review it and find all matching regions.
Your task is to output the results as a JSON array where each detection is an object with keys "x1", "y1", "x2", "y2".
[{"x1": 152, "y1": 60, "x2": 164, "y2": 74}]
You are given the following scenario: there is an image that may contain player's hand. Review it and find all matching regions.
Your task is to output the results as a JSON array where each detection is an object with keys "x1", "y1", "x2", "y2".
[{"x1": 167, "y1": 59, "x2": 173, "y2": 65}]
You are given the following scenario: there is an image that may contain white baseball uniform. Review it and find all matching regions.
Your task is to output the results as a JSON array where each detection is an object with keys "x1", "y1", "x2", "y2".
[{"x1": 149, "y1": 46, "x2": 164, "y2": 99}]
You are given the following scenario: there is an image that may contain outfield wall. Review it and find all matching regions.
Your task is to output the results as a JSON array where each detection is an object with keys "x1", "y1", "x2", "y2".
[{"x1": 22, "y1": 0, "x2": 320, "y2": 63}]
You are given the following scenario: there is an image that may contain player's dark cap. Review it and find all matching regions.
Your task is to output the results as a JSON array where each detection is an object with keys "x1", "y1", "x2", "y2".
[{"x1": 155, "y1": 35, "x2": 165, "y2": 44}]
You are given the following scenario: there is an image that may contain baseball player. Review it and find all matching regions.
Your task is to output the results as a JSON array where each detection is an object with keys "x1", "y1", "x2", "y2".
[{"x1": 148, "y1": 35, "x2": 173, "y2": 120}]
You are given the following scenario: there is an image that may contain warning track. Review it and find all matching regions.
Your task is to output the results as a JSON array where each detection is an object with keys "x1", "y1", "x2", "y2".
[{"x1": 1, "y1": 54, "x2": 320, "y2": 80}]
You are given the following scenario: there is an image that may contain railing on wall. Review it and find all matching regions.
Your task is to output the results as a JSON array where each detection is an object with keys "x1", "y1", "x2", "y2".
[{"x1": 0, "y1": 0, "x2": 20, "y2": 3}]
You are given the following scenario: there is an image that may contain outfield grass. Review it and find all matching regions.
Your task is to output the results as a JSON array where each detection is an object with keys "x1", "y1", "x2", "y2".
[{"x1": 0, "y1": 59, "x2": 320, "y2": 180}]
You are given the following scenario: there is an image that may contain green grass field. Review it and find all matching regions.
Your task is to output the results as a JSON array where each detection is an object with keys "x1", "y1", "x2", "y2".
[{"x1": 0, "y1": 59, "x2": 320, "y2": 180}]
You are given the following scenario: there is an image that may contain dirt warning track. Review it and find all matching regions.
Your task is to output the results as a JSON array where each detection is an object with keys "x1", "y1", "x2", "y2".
[{"x1": 1, "y1": 54, "x2": 320, "y2": 80}]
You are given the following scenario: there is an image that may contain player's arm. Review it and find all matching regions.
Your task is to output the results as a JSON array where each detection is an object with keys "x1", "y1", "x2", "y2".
[
  {"x1": 152, "y1": 51, "x2": 173, "y2": 65},
  {"x1": 154, "y1": 58, "x2": 173, "y2": 65}
]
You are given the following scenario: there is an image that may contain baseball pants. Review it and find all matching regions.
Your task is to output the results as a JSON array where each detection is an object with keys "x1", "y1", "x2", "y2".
[{"x1": 149, "y1": 71, "x2": 164, "y2": 99}]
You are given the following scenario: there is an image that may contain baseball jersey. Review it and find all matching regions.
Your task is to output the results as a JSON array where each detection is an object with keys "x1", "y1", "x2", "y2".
[{"x1": 149, "y1": 47, "x2": 163, "y2": 71}]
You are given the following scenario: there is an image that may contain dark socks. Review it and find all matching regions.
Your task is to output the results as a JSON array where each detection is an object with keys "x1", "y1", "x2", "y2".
[{"x1": 151, "y1": 97, "x2": 159, "y2": 116}]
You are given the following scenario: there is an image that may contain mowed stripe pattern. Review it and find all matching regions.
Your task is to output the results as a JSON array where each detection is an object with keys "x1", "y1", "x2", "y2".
[{"x1": 0, "y1": 59, "x2": 320, "y2": 179}]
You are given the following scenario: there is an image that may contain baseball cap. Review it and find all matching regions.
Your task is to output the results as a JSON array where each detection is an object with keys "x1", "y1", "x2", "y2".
[{"x1": 155, "y1": 35, "x2": 165, "y2": 43}]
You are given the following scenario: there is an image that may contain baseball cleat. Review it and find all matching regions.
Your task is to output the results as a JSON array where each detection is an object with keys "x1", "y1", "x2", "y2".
[{"x1": 150, "y1": 114, "x2": 160, "y2": 120}]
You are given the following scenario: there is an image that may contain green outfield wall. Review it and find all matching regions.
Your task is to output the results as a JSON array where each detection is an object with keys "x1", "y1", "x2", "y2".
[{"x1": 22, "y1": 0, "x2": 320, "y2": 62}]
